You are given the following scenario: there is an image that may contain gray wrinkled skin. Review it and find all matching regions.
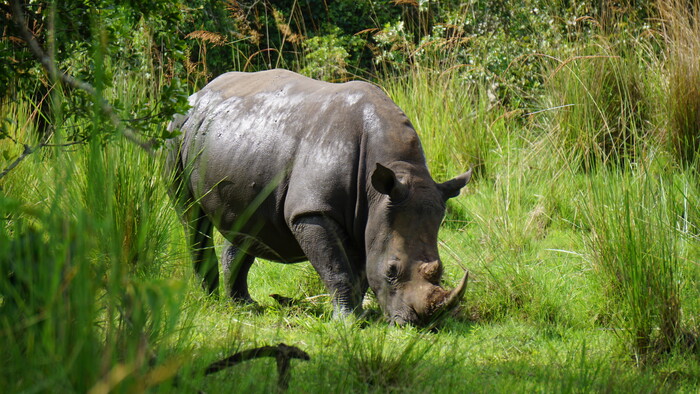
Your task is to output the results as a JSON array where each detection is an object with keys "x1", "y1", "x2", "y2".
[{"x1": 166, "y1": 69, "x2": 471, "y2": 325}]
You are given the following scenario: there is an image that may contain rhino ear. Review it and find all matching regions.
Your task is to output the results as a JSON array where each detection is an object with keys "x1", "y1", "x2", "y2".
[
  {"x1": 371, "y1": 163, "x2": 408, "y2": 201},
  {"x1": 438, "y1": 168, "x2": 473, "y2": 200}
]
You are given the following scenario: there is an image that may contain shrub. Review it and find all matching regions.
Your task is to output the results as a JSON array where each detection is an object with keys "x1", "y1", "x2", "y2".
[{"x1": 300, "y1": 28, "x2": 353, "y2": 82}]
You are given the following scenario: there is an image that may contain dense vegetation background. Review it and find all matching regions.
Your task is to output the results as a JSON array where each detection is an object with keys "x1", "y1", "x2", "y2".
[{"x1": 2, "y1": 0, "x2": 700, "y2": 392}]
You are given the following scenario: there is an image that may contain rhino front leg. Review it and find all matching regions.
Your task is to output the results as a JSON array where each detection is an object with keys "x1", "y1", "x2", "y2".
[
  {"x1": 291, "y1": 216, "x2": 366, "y2": 318},
  {"x1": 222, "y1": 241, "x2": 256, "y2": 304}
]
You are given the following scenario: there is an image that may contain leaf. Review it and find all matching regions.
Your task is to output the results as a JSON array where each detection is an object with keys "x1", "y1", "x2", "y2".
[{"x1": 161, "y1": 128, "x2": 181, "y2": 140}]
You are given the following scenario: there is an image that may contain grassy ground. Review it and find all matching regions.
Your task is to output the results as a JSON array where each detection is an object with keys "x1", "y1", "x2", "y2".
[{"x1": 3, "y1": 3, "x2": 700, "y2": 392}]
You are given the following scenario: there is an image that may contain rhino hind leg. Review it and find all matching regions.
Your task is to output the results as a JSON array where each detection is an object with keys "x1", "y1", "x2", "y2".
[
  {"x1": 188, "y1": 208, "x2": 220, "y2": 296},
  {"x1": 222, "y1": 241, "x2": 256, "y2": 303},
  {"x1": 166, "y1": 139, "x2": 219, "y2": 296},
  {"x1": 291, "y1": 215, "x2": 366, "y2": 318}
]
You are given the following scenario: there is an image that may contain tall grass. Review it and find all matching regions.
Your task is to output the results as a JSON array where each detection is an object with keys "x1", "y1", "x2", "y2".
[
  {"x1": 0, "y1": 52, "x2": 188, "y2": 393},
  {"x1": 582, "y1": 171, "x2": 692, "y2": 362},
  {"x1": 383, "y1": 65, "x2": 517, "y2": 227},
  {"x1": 334, "y1": 325, "x2": 433, "y2": 390},
  {"x1": 384, "y1": 69, "x2": 504, "y2": 180},
  {"x1": 660, "y1": 0, "x2": 700, "y2": 166},
  {"x1": 0, "y1": 143, "x2": 187, "y2": 392},
  {"x1": 539, "y1": 38, "x2": 657, "y2": 171}
]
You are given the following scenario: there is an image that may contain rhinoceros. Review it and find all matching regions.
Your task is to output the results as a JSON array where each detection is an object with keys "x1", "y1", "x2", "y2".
[{"x1": 167, "y1": 69, "x2": 471, "y2": 325}]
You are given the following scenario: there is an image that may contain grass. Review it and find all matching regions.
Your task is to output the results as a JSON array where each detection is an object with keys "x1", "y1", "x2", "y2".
[
  {"x1": 537, "y1": 35, "x2": 658, "y2": 171},
  {"x1": 661, "y1": 0, "x2": 700, "y2": 165},
  {"x1": 583, "y1": 171, "x2": 684, "y2": 362},
  {"x1": 3, "y1": 1, "x2": 700, "y2": 392}
]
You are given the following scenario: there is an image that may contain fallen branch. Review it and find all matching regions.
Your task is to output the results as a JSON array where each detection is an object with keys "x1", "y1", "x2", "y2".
[
  {"x1": 204, "y1": 343, "x2": 310, "y2": 392},
  {"x1": 269, "y1": 293, "x2": 331, "y2": 307}
]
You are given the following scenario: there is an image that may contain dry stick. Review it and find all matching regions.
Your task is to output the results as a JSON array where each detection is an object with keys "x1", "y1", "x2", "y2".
[
  {"x1": 8, "y1": 0, "x2": 156, "y2": 151},
  {"x1": 204, "y1": 343, "x2": 310, "y2": 392}
]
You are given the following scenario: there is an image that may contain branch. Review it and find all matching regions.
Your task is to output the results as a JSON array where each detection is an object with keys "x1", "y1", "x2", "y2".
[
  {"x1": 0, "y1": 143, "x2": 40, "y2": 180},
  {"x1": 43, "y1": 136, "x2": 89, "y2": 148},
  {"x1": 204, "y1": 343, "x2": 310, "y2": 392},
  {"x1": 9, "y1": 0, "x2": 157, "y2": 151},
  {"x1": 0, "y1": 134, "x2": 87, "y2": 180}
]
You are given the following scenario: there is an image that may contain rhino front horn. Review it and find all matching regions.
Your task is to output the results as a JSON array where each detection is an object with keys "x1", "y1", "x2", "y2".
[{"x1": 442, "y1": 270, "x2": 469, "y2": 311}]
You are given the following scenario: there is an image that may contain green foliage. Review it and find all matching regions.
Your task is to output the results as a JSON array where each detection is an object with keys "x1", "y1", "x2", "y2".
[
  {"x1": 1, "y1": 0, "x2": 190, "y2": 156},
  {"x1": 2, "y1": 0, "x2": 187, "y2": 94},
  {"x1": 299, "y1": 27, "x2": 354, "y2": 82},
  {"x1": 1, "y1": 26, "x2": 187, "y2": 387}
]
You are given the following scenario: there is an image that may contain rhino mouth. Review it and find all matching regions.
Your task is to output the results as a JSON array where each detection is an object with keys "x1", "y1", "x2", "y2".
[{"x1": 389, "y1": 303, "x2": 419, "y2": 326}]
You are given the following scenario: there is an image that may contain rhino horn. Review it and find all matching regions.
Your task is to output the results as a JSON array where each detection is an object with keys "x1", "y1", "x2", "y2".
[
  {"x1": 419, "y1": 260, "x2": 442, "y2": 282},
  {"x1": 441, "y1": 269, "x2": 469, "y2": 311},
  {"x1": 419, "y1": 269, "x2": 470, "y2": 324}
]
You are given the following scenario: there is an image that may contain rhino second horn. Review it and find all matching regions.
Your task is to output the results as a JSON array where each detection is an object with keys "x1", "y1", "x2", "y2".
[{"x1": 419, "y1": 260, "x2": 441, "y2": 282}]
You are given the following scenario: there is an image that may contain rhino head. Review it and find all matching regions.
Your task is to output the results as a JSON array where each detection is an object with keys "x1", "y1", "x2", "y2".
[{"x1": 366, "y1": 162, "x2": 472, "y2": 325}]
